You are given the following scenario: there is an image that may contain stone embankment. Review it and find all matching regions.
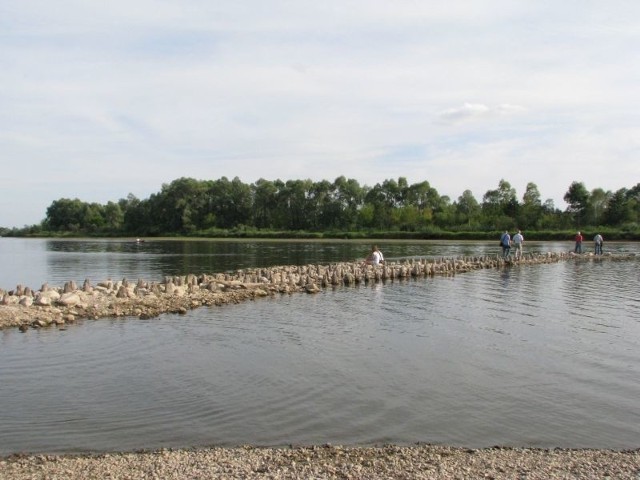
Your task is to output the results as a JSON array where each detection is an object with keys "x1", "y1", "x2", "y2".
[{"x1": 0, "y1": 251, "x2": 633, "y2": 331}]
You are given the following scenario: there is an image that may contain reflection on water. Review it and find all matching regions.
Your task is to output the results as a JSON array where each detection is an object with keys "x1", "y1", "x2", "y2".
[{"x1": 0, "y1": 240, "x2": 639, "y2": 455}]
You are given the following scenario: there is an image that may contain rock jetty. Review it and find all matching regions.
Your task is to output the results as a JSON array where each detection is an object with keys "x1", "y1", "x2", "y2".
[{"x1": 0, "y1": 251, "x2": 634, "y2": 331}]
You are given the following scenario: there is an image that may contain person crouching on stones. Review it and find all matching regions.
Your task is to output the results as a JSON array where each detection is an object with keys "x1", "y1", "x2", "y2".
[{"x1": 365, "y1": 245, "x2": 384, "y2": 265}]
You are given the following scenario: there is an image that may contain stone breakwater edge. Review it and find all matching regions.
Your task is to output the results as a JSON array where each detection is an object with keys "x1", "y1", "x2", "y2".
[
  {"x1": 2, "y1": 252, "x2": 640, "y2": 479},
  {"x1": 0, "y1": 251, "x2": 637, "y2": 332}
]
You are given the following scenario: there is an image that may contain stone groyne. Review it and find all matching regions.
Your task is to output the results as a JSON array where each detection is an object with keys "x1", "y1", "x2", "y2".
[{"x1": 0, "y1": 251, "x2": 634, "y2": 331}]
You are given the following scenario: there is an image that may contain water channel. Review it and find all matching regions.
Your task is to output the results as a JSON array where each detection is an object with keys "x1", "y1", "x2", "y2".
[{"x1": 0, "y1": 239, "x2": 638, "y2": 454}]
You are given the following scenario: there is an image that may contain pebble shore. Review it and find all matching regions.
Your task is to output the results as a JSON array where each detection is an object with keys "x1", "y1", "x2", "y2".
[{"x1": 2, "y1": 445, "x2": 639, "y2": 479}]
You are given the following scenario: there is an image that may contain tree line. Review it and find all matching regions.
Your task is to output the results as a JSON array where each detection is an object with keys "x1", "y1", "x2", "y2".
[{"x1": 3, "y1": 177, "x2": 640, "y2": 238}]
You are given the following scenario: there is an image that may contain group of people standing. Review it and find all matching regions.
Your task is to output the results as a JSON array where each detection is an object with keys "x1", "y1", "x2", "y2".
[
  {"x1": 364, "y1": 232, "x2": 605, "y2": 266},
  {"x1": 500, "y1": 230, "x2": 524, "y2": 259},
  {"x1": 575, "y1": 231, "x2": 604, "y2": 255},
  {"x1": 500, "y1": 230, "x2": 605, "y2": 259}
]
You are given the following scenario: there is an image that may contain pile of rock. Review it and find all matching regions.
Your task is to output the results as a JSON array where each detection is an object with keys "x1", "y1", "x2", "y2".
[{"x1": 0, "y1": 251, "x2": 634, "y2": 332}]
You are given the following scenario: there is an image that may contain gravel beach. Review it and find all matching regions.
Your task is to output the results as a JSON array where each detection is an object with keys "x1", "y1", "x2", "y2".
[{"x1": 1, "y1": 445, "x2": 639, "y2": 479}]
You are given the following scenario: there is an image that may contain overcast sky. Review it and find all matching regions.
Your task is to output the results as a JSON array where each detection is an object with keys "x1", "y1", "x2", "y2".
[{"x1": 2, "y1": 1, "x2": 639, "y2": 228}]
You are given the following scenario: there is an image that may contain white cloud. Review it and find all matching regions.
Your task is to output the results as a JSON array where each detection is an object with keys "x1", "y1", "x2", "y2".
[
  {"x1": 1, "y1": 1, "x2": 640, "y2": 227},
  {"x1": 438, "y1": 103, "x2": 491, "y2": 124},
  {"x1": 436, "y1": 103, "x2": 526, "y2": 125}
]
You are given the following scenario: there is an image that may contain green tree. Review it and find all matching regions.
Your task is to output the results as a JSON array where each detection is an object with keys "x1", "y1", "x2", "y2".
[
  {"x1": 104, "y1": 201, "x2": 124, "y2": 232},
  {"x1": 406, "y1": 180, "x2": 445, "y2": 227},
  {"x1": 252, "y1": 178, "x2": 279, "y2": 229},
  {"x1": 363, "y1": 180, "x2": 399, "y2": 229},
  {"x1": 274, "y1": 179, "x2": 314, "y2": 230},
  {"x1": 518, "y1": 182, "x2": 543, "y2": 229},
  {"x1": 357, "y1": 203, "x2": 375, "y2": 228},
  {"x1": 83, "y1": 203, "x2": 106, "y2": 232},
  {"x1": 148, "y1": 177, "x2": 211, "y2": 233},
  {"x1": 44, "y1": 198, "x2": 89, "y2": 232},
  {"x1": 433, "y1": 196, "x2": 455, "y2": 228},
  {"x1": 586, "y1": 188, "x2": 611, "y2": 226},
  {"x1": 537, "y1": 199, "x2": 566, "y2": 229},
  {"x1": 333, "y1": 176, "x2": 364, "y2": 229},
  {"x1": 563, "y1": 181, "x2": 590, "y2": 227},
  {"x1": 308, "y1": 179, "x2": 334, "y2": 230},
  {"x1": 625, "y1": 183, "x2": 640, "y2": 224},
  {"x1": 604, "y1": 188, "x2": 632, "y2": 226},
  {"x1": 482, "y1": 179, "x2": 518, "y2": 228},
  {"x1": 208, "y1": 176, "x2": 252, "y2": 229},
  {"x1": 122, "y1": 194, "x2": 155, "y2": 235},
  {"x1": 455, "y1": 190, "x2": 481, "y2": 227}
]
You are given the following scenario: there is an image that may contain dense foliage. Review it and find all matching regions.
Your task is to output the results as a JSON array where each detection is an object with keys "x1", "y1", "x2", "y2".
[{"x1": 2, "y1": 177, "x2": 640, "y2": 239}]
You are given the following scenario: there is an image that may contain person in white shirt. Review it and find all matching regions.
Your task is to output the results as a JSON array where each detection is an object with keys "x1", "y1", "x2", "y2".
[
  {"x1": 594, "y1": 233, "x2": 603, "y2": 255},
  {"x1": 365, "y1": 245, "x2": 384, "y2": 265},
  {"x1": 512, "y1": 230, "x2": 524, "y2": 260}
]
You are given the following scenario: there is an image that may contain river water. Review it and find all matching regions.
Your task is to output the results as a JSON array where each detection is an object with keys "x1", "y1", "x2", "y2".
[{"x1": 0, "y1": 238, "x2": 639, "y2": 455}]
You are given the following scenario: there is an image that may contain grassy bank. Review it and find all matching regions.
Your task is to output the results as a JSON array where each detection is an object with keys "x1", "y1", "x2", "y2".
[{"x1": 5, "y1": 227, "x2": 640, "y2": 241}]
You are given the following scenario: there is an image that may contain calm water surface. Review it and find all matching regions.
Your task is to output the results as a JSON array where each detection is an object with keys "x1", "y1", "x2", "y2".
[
  {"x1": 2, "y1": 237, "x2": 625, "y2": 290},
  {"x1": 0, "y1": 239, "x2": 639, "y2": 454}
]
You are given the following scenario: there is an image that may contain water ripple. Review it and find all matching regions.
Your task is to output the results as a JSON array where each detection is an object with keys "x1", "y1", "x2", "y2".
[{"x1": 2, "y1": 257, "x2": 640, "y2": 453}]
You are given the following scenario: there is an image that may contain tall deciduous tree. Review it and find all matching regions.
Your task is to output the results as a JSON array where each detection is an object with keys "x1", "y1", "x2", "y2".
[
  {"x1": 604, "y1": 188, "x2": 632, "y2": 226},
  {"x1": 334, "y1": 176, "x2": 364, "y2": 229},
  {"x1": 104, "y1": 201, "x2": 124, "y2": 232},
  {"x1": 518, "y1": 182, "x2": 543, "y2": 229},
  {"x1": 587, "y1": 188, "x2": 611, "y2": 226},
  {"x1": 563, "y1": 181, "x2": 590, "y2": 226},
  {"x1": 482, "y1": 179, "x2": 518, "y2": 229},
  {"x1": 626, "y1": 183, "x2": 640, "y2": 224},
  {"x1": 455, "y1": 190, "x2": 480, "y2": 227},
  {"x1": 252, "y1": 178, "x2": 278, "y2": 229},
  {"x1": 45, "y1": 198, "x2": 93, "y2": 232},
  {"x1": 208, "y1": 176, "x2": 252, "y2": 229}
]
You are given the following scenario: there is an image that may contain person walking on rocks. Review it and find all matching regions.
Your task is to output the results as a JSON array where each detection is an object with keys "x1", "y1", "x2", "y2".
[
  {"x1": 594, "y1": 233, "x2": 604, "y2": 255},
  {"x1": 574, "y1": 231, "x2": 583, "y2": 253},
  {"x1": 512, "y1": 230, "x2": 524, "y2": 260},
  {"x1": 500, "y1": 231, "x2": 511, "y2": 258}
]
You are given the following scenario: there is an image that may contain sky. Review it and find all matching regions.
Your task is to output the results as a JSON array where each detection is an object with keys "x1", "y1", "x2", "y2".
[{"x1": 1, "y1": 1, "x2": 639, "y2": 228}]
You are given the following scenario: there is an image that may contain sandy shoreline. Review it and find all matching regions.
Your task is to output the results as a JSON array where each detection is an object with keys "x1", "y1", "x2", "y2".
[{"x1": 1, "y1": 444, "x2": 639, "y2": 479}]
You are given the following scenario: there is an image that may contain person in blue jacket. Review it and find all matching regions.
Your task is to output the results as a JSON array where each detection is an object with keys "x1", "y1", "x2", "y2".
[{"x1": 500, "y1": 231, "x2": 511, "y2": 258}]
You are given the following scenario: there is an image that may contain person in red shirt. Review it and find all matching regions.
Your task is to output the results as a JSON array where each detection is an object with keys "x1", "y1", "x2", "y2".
[{"x1": 574, "y1": 231, "x2": 583, "y2": 253}]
